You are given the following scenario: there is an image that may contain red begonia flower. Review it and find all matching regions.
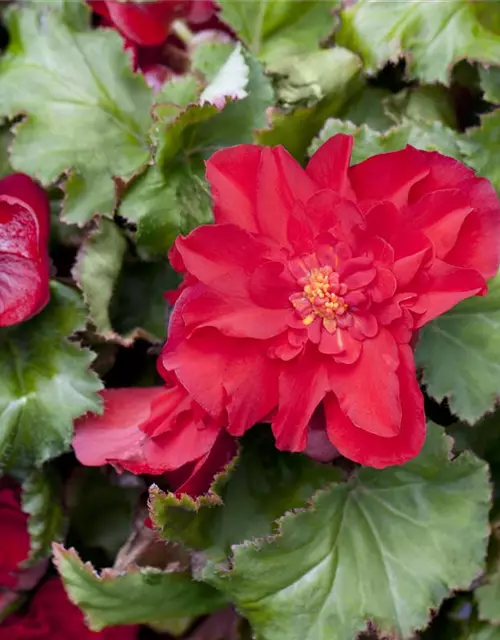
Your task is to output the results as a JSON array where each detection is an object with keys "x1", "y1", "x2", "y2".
[
  {"x1": 73, "y1": 385, "x2": 237, "y2": 495},
  {"x1": 90, "y1": 1, "x2": 185, "y2": 46},
  {"x1": 0, "y1": 174, "x2": 50, "y2": 327},
  {"x1": 160, "y1": 135, "x2": 500, "y2": 468},
  {"x1": 0, "y1": 577, "x2": 138, "y2": 639}
]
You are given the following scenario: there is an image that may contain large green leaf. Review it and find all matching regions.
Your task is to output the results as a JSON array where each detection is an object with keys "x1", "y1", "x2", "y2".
[
  {"x1": 22, "y1": 467, "x2": 67, "y2": 563},
  {"x1": 54, "y1": 546, "x2": 227, "y2": 631},
  {"x1": 416, "y1": 270, "x2": 500, "y2": 423},
  {"x1": 0, "y1": 7, "x2": 153, "y2": 225},
  {"x1": 209, "y1": 426, "x2": 489, "y2": 640},
  {"x1": 308, "y1": 118, "x2": 463, "y2": 163},
  {"x1": 218, "y1": 0, "x2": 339, "y2": 64},
  {"x1": 336, "y1": 0, "x2": 500, "y2": 84},
  {"x1": 0, "y1": 282, "x2": 102, "y2": 473},
  {"x1": 150, "y1": 430, "x2": 340, "y2": 566},
  {"x1": 73, "y1": 219, "x2": 173, "y2": 344},
  {"x1": 479, "y1": 66, "x2": 500, "y2": 104},
  {"x1": 120, "y1": 49, "x2": 274, "y2": 255},
  {"x1": 256, "y1": 47, "x2": 362, "y2": 162},
  {"x1": 459, "y1": 111, "x2": 500, "y2": 194}
]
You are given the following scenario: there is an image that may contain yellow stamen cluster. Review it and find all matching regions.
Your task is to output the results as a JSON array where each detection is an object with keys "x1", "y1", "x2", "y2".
[{"x1": 295, "y1": 266, "x2": 348, "y2": 328}]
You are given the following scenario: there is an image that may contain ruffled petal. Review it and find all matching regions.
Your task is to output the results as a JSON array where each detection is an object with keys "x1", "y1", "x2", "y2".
[
  {"x1": 73, "y1": 387, "x2": 165, "y2": 471},
  {"x1": 165, "y1": 430, "x2": 237, "y2": 497},
  {"x1": 272, "y1": 347, "x2": 329, "y2": 451},
  {"x1": 174, "y1": 224, "x2": 269, "y2": 295},
  {"x1": 162, "y1": 328, "x2": 279, "y2": 434},
  {"x1": 413, "y1": 259, "x2": 486, "y2": 328},
  {"x1": 327, "y1": 329, "x2": 402, "y2": 438},
  {"x1": 325, "y1": 344, "x2": 426, "y2": 468},
  {"x1": 206, "y1": 145, "x2": 315, "y2": 242},
  {"x1": 306, "y1": 134, "x2": 354, "y2": 198},
  {"x1": 206, "y1": 145, "x2": 262, "y2": 232},
  {"x1": 181, "y1": 287, "x2": 291, "y2": 339},
  {"x1": 445, "y1": 179, "x2": 500, "y2": 280},
  {"x1": 349, "y1": 146, "x2": 430, "y2": 208},
  {"x1": 406, "y1": 189, "x2": 473, "y2": 259},
  {"x1": 255, "y1": 146, "x2": 316, "y2": 246}
]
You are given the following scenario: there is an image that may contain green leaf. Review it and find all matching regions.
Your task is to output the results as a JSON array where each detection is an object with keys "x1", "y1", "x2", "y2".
[
  {"x1": 211, "y1": 426, "x2": 490, "y2": 640},
  {"x1": 73, "y1": 219, "x2": 128, "y2": 343},
  {"x1": 0, "y1": 7, "x2": 153, "y2": 225},
  {"x1": 72, "y1": 218, "x2": 172, "y2": 344},
  {"x1": 27, "y1": 0, "x2": 90, "y2": 31},
  {"x1": 271, "y1": 48, "x2": 362, "y2": 109},
  {"x1": 0, "y1": 282, "x2": 103, "y2": 473},
  {"x1": 109, "y1": 257, "x2": 177, "y2": 343},
  {"x1": 477, "y1": 573, "x2": 500, "y2": 626},
  {"x1": 309, "y1": 118, "x2": 463, "y2": 163},
  {"x1": 191, "y1": 41, "x2": 236, "y2": 83},
  {"x1": 336, "y1": 0, "x2": 500, "y2": 84},
  {"x1": 218, "y1": 0, "x2": 339, "y2": 64},
  {"x1": 21, "y1": 467, "x2": 67, "y2": 563},
  {"x1": 120, "y1": 50, "x2": 273, "y2": 255},
  {"x1": 416, "y1": 270, "x2": 500, "y2": 423},
  {"x1": 0, "y1": 125, "x2": 13, "y2": 179},
  {"x1": 459, "y1": 111, "x2": 500, "y2": 194},
  {"x1": 256, "y1": 47, "x2": 362, "y2": 162},
  {"x1": 155, "y1": 75, "x2": 202, "y2": 110},
  {"x1": 151, "y1": 430, "x2": 340, "y2": 563},
  {"x1": 468, "y1": 624, "x2": 500, "y2": 640},
  {"x1": 54, "y1": 545, "x2": 228, "y2": 631},
  {"x1": 200, "y1": 43, "x2": 250, "y2": 104},
  {"x1": 67, "y1": 468, "x2": 143, "y2": 562},
  {"x1": 339, "y1": 86, "x2": 393, "y2": 131},
  {"x1": 479, "y1": 66, "x2": 500, "y2": 103},
  {"x1": 384, "y1": 85, "x2": 458, "y2": 129}
]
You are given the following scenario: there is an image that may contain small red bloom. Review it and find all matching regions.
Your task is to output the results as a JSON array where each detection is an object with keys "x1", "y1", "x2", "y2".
[
  {"x1": 0, "y1": 577, "x2": 138, "y2": 639},
  {"x1": 160, "y1": 135, "x2": 500, "y2": 468},
  {"x1": 0, "y1": 174, "x2": 50, "y2": 326},
  {"x1": 73, "y1": 384, "x2": 237, "y2": 496},
  {"x1": 89, "y1": 0, "x2": 216, "y2": 88}
]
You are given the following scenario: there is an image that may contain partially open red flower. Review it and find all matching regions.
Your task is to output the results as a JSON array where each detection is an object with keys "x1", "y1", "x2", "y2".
[
  {"x1": 73, "y1": 384, "x2": 237, "y2": 495},
  {"x1": 161, "y1": 135, "x2": 500, "y2": 468},
  {"x1": 0, "y1": 174, "x2": 50, "y2": 327},
  {"x1": 0, "y1": 577, "x2": 138, "y2": 639},
  {"x1": 88, "y1": 0, "x2": 216, "y2": 88}
]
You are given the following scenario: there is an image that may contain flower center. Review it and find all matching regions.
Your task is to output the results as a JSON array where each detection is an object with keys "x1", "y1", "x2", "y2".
[{"x1": 291, "y1": 265, "x2": 348, "y2": 331}]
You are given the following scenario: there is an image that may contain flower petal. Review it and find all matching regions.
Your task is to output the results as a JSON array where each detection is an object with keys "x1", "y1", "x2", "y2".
[
  {"x1": 327, "y1": 329, "x2": 402, "y2": 438},
  {"x1": 272, "y1": 348, "x2": 329, "y2": 451},
  {"x1": 165, "y1": 430, "x2": 237, "y2": 497},
  {"x1": 181, "y1": 287, "x2": 291, "y2": 339},
  {"x1": 106, "y1": 0, "x2": 178, "y2": 45},
  {"x1": 325, "y1": 344, "x2": 426, "y2": 468},
  {"x1": 174, "y1": 223, "x2": 269, "y2": 295},
  {"x1": 0, "y1": 174, "x2": 50, "y2": 244},
  {"x1": 413, "y1": 259, "x2": 486, "y2": 327},
  {"x1": 349, "y1": 146, "x2": 430, "y2": 208},
  {"x1": 73, "y1": 387, "x2": 165, "y2": 471},
  {"x1": 0, "y1": 254, "x2": 49, "y2": 327},
  {"x1": 406, "y1": 189, "x2": 473, "y2": 259},
  {"x1": 306, "y1": 134, "x2": 354, "y2": 198},
  {"x1": 206, "y1": 145, "x2": 315, "y2": 241}
]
